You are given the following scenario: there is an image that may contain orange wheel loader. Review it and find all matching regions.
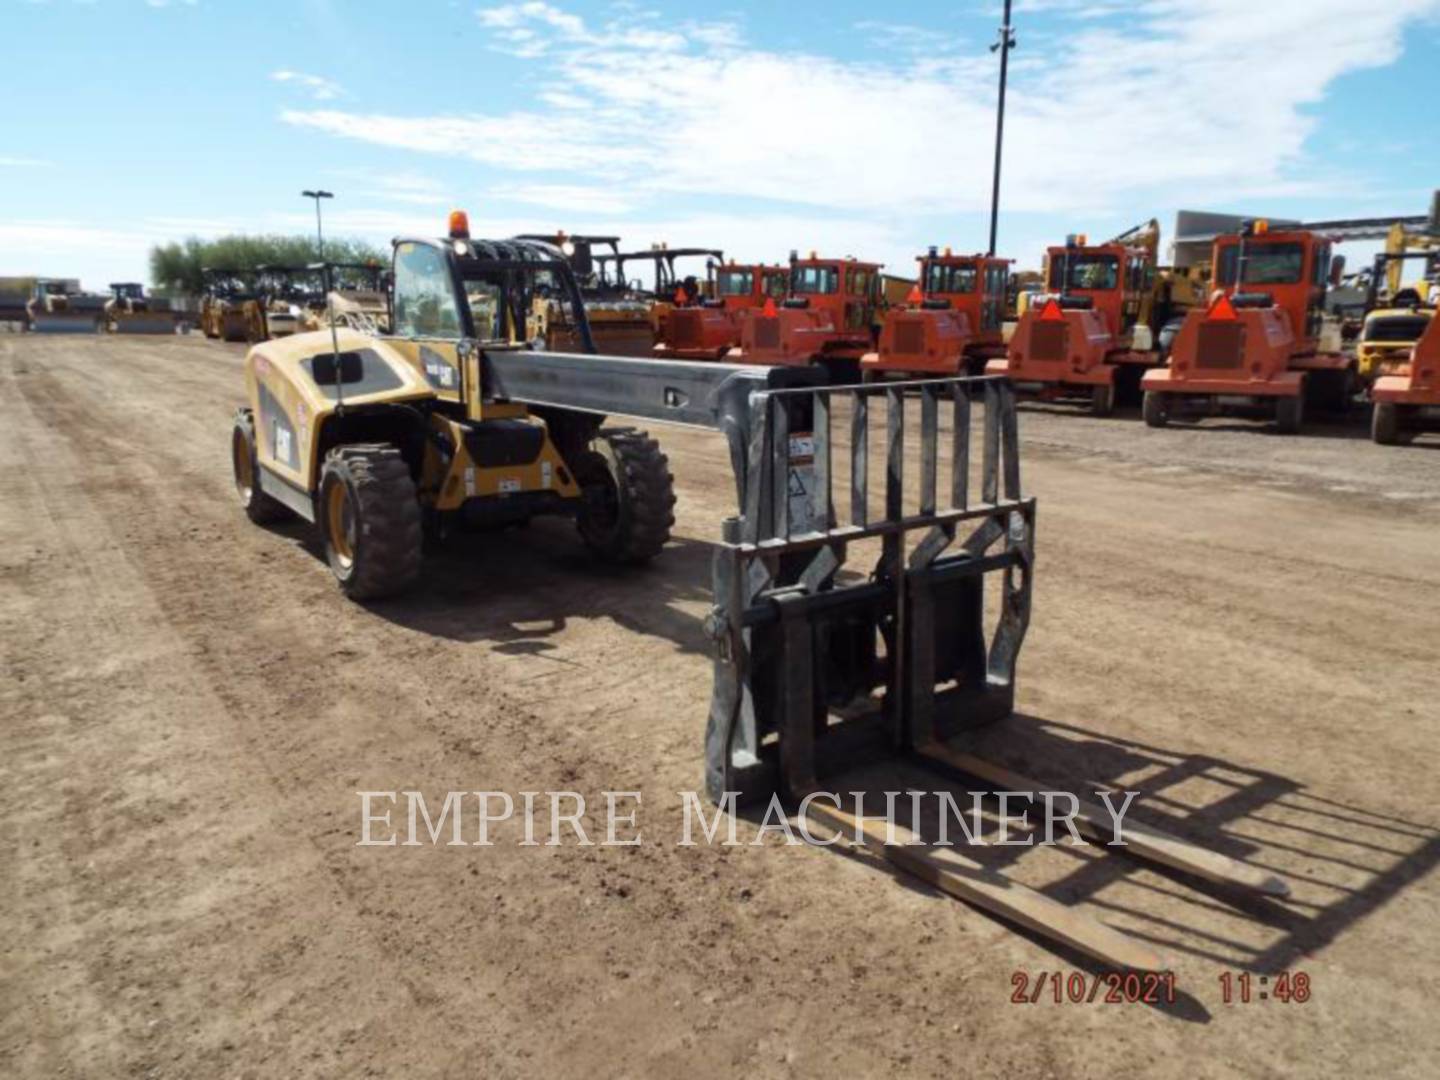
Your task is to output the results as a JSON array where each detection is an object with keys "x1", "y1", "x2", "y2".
[
  {"x1": 1142, "y1": 221, "x2": 1355, "y2": 434},
  {"x1": 727, "y1": 253, "x2": 881, "y2": 383},
  {"x1": 986, "y1": 230, "x2": 1162, "y2": 414},
  {"x1": 654, "y1": 262, "x2": 787, "y2": 361},
  {"x1": 861, "y1": 249, "x2": 1011, "y2": 380}
]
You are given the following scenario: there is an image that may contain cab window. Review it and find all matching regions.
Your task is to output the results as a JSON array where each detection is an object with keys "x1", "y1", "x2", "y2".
[
  {"x1": 763, "y1": 271, "x2": 788, "y2": 298},
  {"x1": 717, "y1": 269, "x2": 753, "y2": 297},
  {"x1": 1216, "y1": 242, "x2": 1305, "y2": 286},
  {"x1": 925, "y1": 262, "x2": 978, "y2": 294},
  {"x1": 847, "y1": 268, "x2": 873, "y2": 297},
  {"x1": 393, "y1": 242, "x2": 462, "y2": 338},
  {"x1": 1048, "y1": 255, "x2": 1120, "y2": 291},
  {"x1": 792, "y1": 266, "x2": 839, "y2": 294}
]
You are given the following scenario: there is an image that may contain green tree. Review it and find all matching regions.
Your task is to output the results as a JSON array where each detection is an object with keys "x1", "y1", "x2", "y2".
[{"x1": 149, "y1": 235, "x2": 387, "y2": 296}]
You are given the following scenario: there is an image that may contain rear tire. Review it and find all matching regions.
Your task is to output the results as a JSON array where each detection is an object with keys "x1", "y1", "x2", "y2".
[
  {"x1": 575, "y1": 429, "x2": 675, "y2": 565},
  {"x1": 231, "y1": 409, "x2": 290, "y2": 524},
  {"x1": 1275, "y1": 393, "x2": 1304, "y2": 435},
  {"x1": 318, "y1": 445, "x2": 423, "y2": 600},
  {"x1": 1371, "y1": 402, "x2": 1416, "y2": 445},
  {"x1": 1142, "y1": 390, "x2": 1169, "y2": 428},
  {"x1": 1090, "y1": 383, "x2": 1115, "y2": 418}
]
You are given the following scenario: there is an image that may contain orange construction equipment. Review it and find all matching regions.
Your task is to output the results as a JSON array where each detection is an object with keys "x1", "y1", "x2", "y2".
[
  {"x1": 986, "y1": 231, "x2": 1161, "y2": 413},
  {"x1": 1371, "y1": 307, "x2": 1440, "y2": 444},
  {"x1": 862, "y1": 249, "x2": 1011, "y2": 379},
  {"x1": 728, "y1": 253, "x2": 881, "y2": 382},
  {"x1": 654, "y1": 262, "x2": 787, "y2": 360},
  {"x1": 1142, "y1": 222, "x2": 1353, "y2": 433},
  {"x1": 861, "y1": 282, "x2": 972, "y2": 379},
  {"x1": 988, "y1": 295, "x2": 1120, "y2": 415}
]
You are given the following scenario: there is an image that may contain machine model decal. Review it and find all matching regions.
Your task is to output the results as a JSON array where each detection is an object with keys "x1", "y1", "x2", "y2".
[{"x1": 419, "y1": 344, "x2": 458, "y2": 390}]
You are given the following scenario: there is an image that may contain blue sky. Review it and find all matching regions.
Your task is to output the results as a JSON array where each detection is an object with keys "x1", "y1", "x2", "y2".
[{"x1": 3, "y1": 0, "x2": 1438, "y2": 288}]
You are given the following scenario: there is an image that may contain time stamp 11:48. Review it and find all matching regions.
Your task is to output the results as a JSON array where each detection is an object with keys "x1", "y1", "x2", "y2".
[{"x1": 1009, "y1": 970, "x2": 1312, "y2": 1005}]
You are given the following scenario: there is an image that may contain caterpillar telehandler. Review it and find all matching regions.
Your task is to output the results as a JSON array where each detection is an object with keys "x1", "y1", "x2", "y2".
[
  {"x1": 232, "y1": 213, "x2": 807, "y2": 599},
  {"x1": 231, "y1": 210, "x2": 1290, "y2": 970}
]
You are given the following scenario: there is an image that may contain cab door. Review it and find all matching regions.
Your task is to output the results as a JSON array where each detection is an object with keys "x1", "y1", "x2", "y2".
[{"x1": 980, "y1": 263, "x2": 1005, "y2": 333}]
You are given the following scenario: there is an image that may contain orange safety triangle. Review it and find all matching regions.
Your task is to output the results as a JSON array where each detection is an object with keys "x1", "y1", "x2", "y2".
[
  {"x1": 762, "y1": 297, "x2": 778, "y2": 317},
  {"x1": 906, "y1": 284, "x2": 924, "y2": 305},
  {"x1": 1039, "y1": 298, "x2": 1064, "y2": 322},
  {"x1": 673, "y1": 287, "x2": 687, "y2": 305},
  {"x1": 1209, "y1": 294, "x2": 1238, "y2": 321}
]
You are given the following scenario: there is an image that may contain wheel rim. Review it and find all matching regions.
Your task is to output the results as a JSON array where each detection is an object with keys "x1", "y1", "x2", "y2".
[
  {"x1": 232, "y1": 431, "x2": 254, "y2": 502},
  {"x1": 326, "y1": 482, "x2": 357, "y2": 569}
]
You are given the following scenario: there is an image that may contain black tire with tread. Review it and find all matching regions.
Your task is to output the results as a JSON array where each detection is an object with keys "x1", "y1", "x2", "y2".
[
  {"x1": 231, "y1": 409, "x2": 290, "y2": 524},
  {"x1": 1275, "y1": 393, "x2": 1304, "y2": 435},
  {"x1": 575, "y1": 429, "x2": 675, "y2": 565},
  {"x1": 1371, "y1": 401, "x2": 1416, "y2": 445},
  {"x1": 1372, "y1": 401, "x2": 1399, "y2": 445},
  {"x1": 1090, "y1": 383, "x2": 1115, "y2": 418},
  {"x1": 1142, "y1": 390, "x2": 1169, "y2": 428},
  {"x1": 319, "y1": 444, "x2": 423, "y2": 600}
]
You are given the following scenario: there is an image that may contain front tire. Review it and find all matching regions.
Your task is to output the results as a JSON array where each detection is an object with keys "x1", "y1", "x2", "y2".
[
  {"x1": 231, "y1": 409, "x2": 290, "y2": 524},
  {"x1": 1275, "y1": 394, "x2": 1304, "y2": 435},
  {"x1": 1142, "y1": 390, "x2": 1169, "y2": 428},
  {"x1": 1090, "y1": 383, "x2": 1115, "y2": 418},
  {"x1": 575, "y1": 429, "x2": 675, "y2": 565},
  {"x1": 318, "y1": 445, "x2": 422, "y2": 600}
]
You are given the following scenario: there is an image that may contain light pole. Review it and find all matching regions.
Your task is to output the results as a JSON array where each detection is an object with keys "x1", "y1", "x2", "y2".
[
  {"x1": 301, "y1": 189, "x2": 333, "y2": 261},
  {"x1": 301, "y1": 189, "x2": 344, "y2": 401},
  {"x1": 987, "y1": 1, "x2": 1016, "y2": 257}
]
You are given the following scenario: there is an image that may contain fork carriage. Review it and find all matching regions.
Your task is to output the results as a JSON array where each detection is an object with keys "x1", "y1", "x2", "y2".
[{"x1": 705, "y1": 375, "x2": 1034, "y2": 804}]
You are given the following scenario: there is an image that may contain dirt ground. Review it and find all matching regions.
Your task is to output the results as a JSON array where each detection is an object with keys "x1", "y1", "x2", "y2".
[{"x1": 3, "y1": 333, "x2": 1438, "y2": 1079}]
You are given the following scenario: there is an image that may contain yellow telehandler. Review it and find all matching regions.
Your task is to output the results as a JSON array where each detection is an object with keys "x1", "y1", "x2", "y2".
[{"x1": 231, "y1": 211, "x2": 1288, "y2": 970}]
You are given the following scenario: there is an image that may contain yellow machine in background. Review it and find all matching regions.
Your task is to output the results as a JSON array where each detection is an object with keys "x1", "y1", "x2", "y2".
[{"x1": 1356, "y1": 306, "x2": 1434, "y2": 383}]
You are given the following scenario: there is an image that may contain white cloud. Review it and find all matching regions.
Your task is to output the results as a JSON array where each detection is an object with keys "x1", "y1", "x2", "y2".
[
  {"x1": 503, "y1": 184, "x2": 637, "y2": 215},
  {"x1": 283, "y1": 0, "x2": 1440, "y2": 233},
  {"x1": 271, "y1": 69, "x2": 344, "y2": 101}
]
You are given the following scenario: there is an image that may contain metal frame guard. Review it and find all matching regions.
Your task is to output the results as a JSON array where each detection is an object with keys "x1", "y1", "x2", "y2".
[{"x1": 705, "y1": 376, "x2": 1035, "y2": 805}]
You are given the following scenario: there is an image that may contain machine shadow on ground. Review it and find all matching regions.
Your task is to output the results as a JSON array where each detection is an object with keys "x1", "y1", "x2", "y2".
[
  {"x1": 263, "y1": 509, "x2": 1440, "y2": 1009},
  {"x1": 730, "y1": 708, "x2": 1439, "y2": 1018},
  {"x1": 271, "y1": 513, "x2": 726, "y2": 654}
]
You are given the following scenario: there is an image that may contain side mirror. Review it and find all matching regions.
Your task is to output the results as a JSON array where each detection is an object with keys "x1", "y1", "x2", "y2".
[
  {"x1": 311, "y1": 351, "x2": 365, "y2": 385},
  {"x1": 1329, "y1": 255, "x2": 1346, "y2": 288}
]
